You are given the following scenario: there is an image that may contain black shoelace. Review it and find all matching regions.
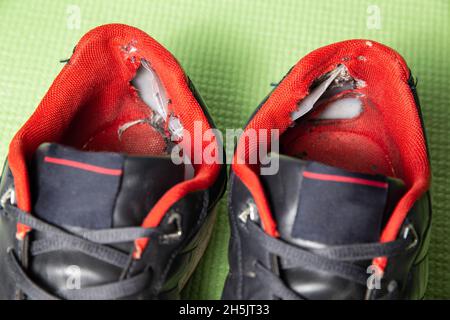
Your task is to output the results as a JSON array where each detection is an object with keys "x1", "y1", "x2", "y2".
[
  {"x1": 0, "y1": 202, "x2": 159, "y2": 300},
  {"x1": 245, "y1": 221, "x2": 416, "y2": 300}
]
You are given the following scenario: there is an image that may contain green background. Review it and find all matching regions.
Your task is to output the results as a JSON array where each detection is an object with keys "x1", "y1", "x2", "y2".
[{"x1": 0, "y1": 0, "x2": 448, "y2": 299}]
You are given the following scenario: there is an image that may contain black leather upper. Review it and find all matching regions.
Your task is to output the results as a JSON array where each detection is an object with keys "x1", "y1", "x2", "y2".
[
  {"x1": 222, "y1": 171, "x2": 431, "y2": 300},
  {"x1": 0, "y1": 163, "x2": 23, "y2": 299},
  {"x1": 0, "y1": 154, "x2": 224, "y2": 299}
]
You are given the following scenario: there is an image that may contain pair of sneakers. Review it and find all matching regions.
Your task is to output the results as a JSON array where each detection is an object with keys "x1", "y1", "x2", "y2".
[{"x1": 0, "y1": 24, "x2": 431, "y2": 300}]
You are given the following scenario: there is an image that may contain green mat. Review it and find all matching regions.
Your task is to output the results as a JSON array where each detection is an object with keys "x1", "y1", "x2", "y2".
[{"x1": 0, "y1": 0, "x2": 448, "y2": 299}]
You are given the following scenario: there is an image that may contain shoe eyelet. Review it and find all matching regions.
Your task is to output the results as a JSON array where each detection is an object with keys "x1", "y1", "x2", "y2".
[
  {"x1": 0, "y1": 188, "x2": 15, "y2": 207},
  {"x1": 402, "y1": 223, "x2": 419, "y2": 250},
  {"x1": 238, "y1": 203, "x2": 257, "y2": 225},
  {"x1": 160, "y1": 212, "x2": 183, "y2": 244}
]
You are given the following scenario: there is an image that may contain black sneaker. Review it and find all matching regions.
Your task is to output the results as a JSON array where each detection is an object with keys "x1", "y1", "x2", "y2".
[
  {"x1": 0, "y1": 24, "x2": 226, "y2": 300},
  {"x1": 222, "y1": 40, "x2": 431, "y2": 300}
]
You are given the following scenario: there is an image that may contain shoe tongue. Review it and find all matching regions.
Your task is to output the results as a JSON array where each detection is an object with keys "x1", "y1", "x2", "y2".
[
  {"x1": 32, "y1": 143, "x2": 184, "y2": 229},
  {"x1": 260, "y1": 154, "x2": 405, "y2": 246}
]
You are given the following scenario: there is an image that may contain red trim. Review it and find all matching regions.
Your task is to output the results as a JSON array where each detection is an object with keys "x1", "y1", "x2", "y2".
[
  {"x1": 44, "y1": 156, "x2": 123, "y2": 176},
  {"x1": 302, "y1": 171, "x2": 388, "y2": 188}
]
